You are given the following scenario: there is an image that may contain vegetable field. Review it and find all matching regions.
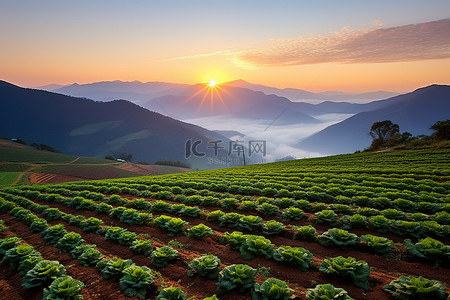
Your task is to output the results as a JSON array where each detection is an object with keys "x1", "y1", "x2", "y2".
[{"x1": 0, "y1": 149, "x2": 449, "y2": 299}]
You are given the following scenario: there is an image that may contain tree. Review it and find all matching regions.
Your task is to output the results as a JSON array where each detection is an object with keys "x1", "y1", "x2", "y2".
[
  {"x1": 430, "y1": 120, "x2": 450, "y2": 140},
  {"x1": 369, "y1": 120, "x2": 399, "y2": 149}
]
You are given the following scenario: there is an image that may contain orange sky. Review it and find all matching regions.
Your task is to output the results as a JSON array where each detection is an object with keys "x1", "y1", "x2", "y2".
[{"x1": 1, "y1": 1, "x2": 449, "y2": 93}]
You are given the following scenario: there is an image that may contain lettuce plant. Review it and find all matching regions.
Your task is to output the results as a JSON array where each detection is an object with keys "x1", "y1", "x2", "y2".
[
  {"x1": 104, "y1": 226, "x2": 127, "y2": 241},
  {"x1": 272, "y1": 245, "x2": 313, "y2": 272},
  {"x1": 319, "y1": 256, "x2": 370, "y2": 290},
  {"x1": 318, "y1": 228, "x2": 359, "y2": 247},
  {"x1": 187, "y1": 223, "x2": 214, "y2": 239},
  {"x1": 29, "y1": 218, "x2": 49, "y2": 233},
  {"x1": 382, "y1": 275, "x2": 446, "y2": 299},
  {"x1": 360, "y1": 234, "x2": 393, "y2": 254},
  {"x1": 42, "y1": 224, "x2": 68, "y2": 245},
  {"x1": 80, "y1": 217, "x2": 104, "y2": 232},
  {"x1": 253, "y1": 277, "x2": 294, "y2": 300},
  {"x1": 120, "y1": 209, "x2": 152, "y2": 225},
  {"x1": 187, "y1": 254, "x2": 221, "y2": 279},
  {"x1": 257, "y1": 203, "x2": 279, "y2": 216},
  {"x1": 118, "y1": 231, "x2": 138, "y2": 246},
  {"x1": 237, "y1": 215, "x2": 263, "y2": 232},
  {"x1": 156, "y1": 287, "x2": 187, "y2": 300},
  {"x1": 119, "y1": 265, "x2": 154, "y2": 300},
  {"x1": 130, "y1": 239, "x2": 153, "y2": 256},
  {"x1": 181, "y1": 206, "x2": 201, "y2": 217},
  {"x1": 221, "y1": 198, "x2": 239, "y2": 210},
  {"x1": 155, "y1": 215, "x2": 188, "y2": 236},
  {"x1": 282, "y1": 207, "x2": 304, "y2": 221},
  {"x1": 0, "y1": 236, "x2": 22, "y2": 257},
  {"x1": 151, "y1": 246, "x2": 179, "y2": 268},
  {"x1": 57, "y1": 232, "x2": 84, "y2": 252},
  {"x1": 315, "y1": 210, "x2": 337, "y2": 225},
  {"x1": 43, "y1": 275, "x2": 84, "y2": 300},
  {"x1": 3, "y1": 244, "x2": 37, "y2": 270},
  {"x1": 206, "y1": 210, "x2": 225, "y2": 222},
  {"x1": 219, "y1": 212, "x2": 242, "y2": 228},
  {"x1": 99, "y1": 257, "x2": 134, "y2": 280},
  {"x1": 262, "y1": 220, "x2": 285, "y2": 235},
  {"x1": 217, "y1": 264, "x2": 256, "y2": 295},
  {"x1": 42, "y1": 207, "x2": 63, "y2": 220},
  {"x1": 79, "y1": 247, "x2": 103, "y2": 266},
  {"x1": 306, "y1": 284, "x2": 353, "y2": 300},
  {"x1": 220, "y1": 231, "x2": 247, "y2": 249},
  {"x1": 22, "y1": 260, "x2": 66, "y2": 289},
  {"x1": 71, "y1": 244, "x2": 96, "y2": 259},
  {"x1": 18, "y1": 251, "x2": 43, "y2": 276},
  {"x1": 293, "y1": 225, "x2": 317, "y2": 241},
  {"x1": 239, "y1": 235, "x2": 274, "y2": 260},
  {"x1": 404, "y1": 237, "x2": 449, "y2": 267}
]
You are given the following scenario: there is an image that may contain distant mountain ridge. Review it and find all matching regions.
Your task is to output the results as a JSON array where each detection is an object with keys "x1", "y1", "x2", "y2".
[
  {"x1": 298, "y1": 84, "x2": 450, "y2": 154},
  {"x1": 0, "y1": 81, "x2": 236, "y2": 169}
]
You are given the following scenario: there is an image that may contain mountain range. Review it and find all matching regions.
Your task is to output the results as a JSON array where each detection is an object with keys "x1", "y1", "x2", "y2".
[
  {"x1": 298, "y1": 84, "x2": 450, "y2": 154},
  {"x1": 0, "y1": 81, "x2": 237, "y2": 169}
]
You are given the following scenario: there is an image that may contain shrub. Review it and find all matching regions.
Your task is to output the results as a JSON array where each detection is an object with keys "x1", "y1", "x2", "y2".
[
  {"x1": 119, "y1": 265, "x2": 154, "y2": 300},
  {"x1": 42, "y1": 275, "x2": 84, "y2": 300},
  {"x1": 42, "y1": 224, "x2": 68, "y2": 245},
  {"x1": 318, "y1": 228, "x2": 359, "y2": 247},
  {"x1": 281, "y1": 207, "x2": 304, "y2": 221},
  {"x1": 293, "y1": 225, "x2": 317, "y2": 241},
  {"x1": 57, "y1": 232, "x2": 84, "y2": 252},
  {"x1": 22, "y1": 260, "x2": 66, "y2": 289},
  {"x1": 216, "y1": 264, "x2": 256, "y2": 295},
  {"x1": 156, "y1": 287, "x2": 187, "y2": 300},
  {"x1": 306, "y1": 284, "x2": 353, "y2": 300},
  {"x1": 239, "y1": 235, "x2": 274, "y2": 260},
  {"x1": 130, "y1": 239, "x2": 153, "y2": 256},
  {"x1": 151, "y1": 246, "x2": 178, "y2": 268},
  {"x1": 187, "y1": 223, "x2": 214, "y2": 239},
  {"x1": 404, "y1": 237, "x2": 449, "y2": 267},
  {"x1": 319, "y1": 256, "x2": 370, "y2": 290},
  {"x1": 382, "y1": 275, "x2": 446, "y2": 299},
  {"x1": 360, "y1": 234, "x2": 393, "y2": 254},
  {"x1": 253, "y1": 277, "x2": 294, "y2": 300},
  {"x1": 187, "y1": 254, "x2": 221, "y2": 279},
  {"x1": 272, "y1": 245, "x2": 313, "y2": 272},
  {"x1": 262, "y1": 220, "x2": 285, "y2": 235}
]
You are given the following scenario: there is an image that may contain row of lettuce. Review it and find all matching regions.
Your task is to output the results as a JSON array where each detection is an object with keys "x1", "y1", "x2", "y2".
[
  {"x1": 1, "y1": 188, "x2": 448, "y2": 269},
  {"x1": 1, "y1": 193, "x2": 448, "y2": 300}
]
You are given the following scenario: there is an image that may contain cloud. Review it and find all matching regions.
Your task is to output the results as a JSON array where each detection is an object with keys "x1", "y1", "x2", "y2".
[{"x1": 234, "y1": 19, "x2": 450, "y2": 67}]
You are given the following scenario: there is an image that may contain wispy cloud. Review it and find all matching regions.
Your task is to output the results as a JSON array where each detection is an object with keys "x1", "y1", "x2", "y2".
[{"x1": 234, "y1": 19, "x2": 450, "y2": 67}]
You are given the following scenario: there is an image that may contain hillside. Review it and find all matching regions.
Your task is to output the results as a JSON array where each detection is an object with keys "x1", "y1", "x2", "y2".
[
  {"x1": 0, "y1": 149, "x2": 448, "y2": 299},
  {"x1": 298, "y1": 84, "x2": 450, "y2": 154},
  {"x1": 0, "y1": 81, "x2": 235, "y2": 169},
  {"x1": 0, "y1": 139, "x2": 189, "y2": 185}
]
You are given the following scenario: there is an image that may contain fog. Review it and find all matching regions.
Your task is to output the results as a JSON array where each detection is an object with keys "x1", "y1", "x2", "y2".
[{"x1": 183, "y1": 113, "x2": 353, "y2": 163}]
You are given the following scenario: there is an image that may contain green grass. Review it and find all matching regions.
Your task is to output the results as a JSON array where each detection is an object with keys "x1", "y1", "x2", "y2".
[
  {"x1": 0, "y1": 148, "x2": 78, "y2": 164},
  {"x1": 0, "y1": 172, "x2": 21, "y2": 186}
]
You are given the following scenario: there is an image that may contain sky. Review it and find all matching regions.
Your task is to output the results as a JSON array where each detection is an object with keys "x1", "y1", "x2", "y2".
[{"x1": 1, "y1": 0, "x2": 450, "y2": 92}]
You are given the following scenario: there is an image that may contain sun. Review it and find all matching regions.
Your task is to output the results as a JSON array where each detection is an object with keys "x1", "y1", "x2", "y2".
[{"x1": 208, "y1": 79, "x2": 217, "y2": 87}]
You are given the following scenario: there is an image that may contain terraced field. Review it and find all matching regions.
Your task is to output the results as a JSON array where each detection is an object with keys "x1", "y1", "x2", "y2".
[{"x1": 0, "y1": 149, "x2": 449, "y2": 299}]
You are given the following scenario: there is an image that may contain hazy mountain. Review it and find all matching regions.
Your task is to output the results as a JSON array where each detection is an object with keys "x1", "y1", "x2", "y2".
[
  {"x1": 53, "y1": 80, "x2": 187, "y2": 104},
  {"x1": 226, "y1": 79, "x2": 399, "y2": 103},
  {"x1": 34, "y1": 84, "x2": 65, "y2": 91},
  {"x1": 0, "y1": 81, "x2": 238, "y2": 169},
  {"x1": 298, "y1": 85, "x2": 450, "y2": 154},
  {"x1": 144, "y1": 84, "x2": 320, "y2": 124}
]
